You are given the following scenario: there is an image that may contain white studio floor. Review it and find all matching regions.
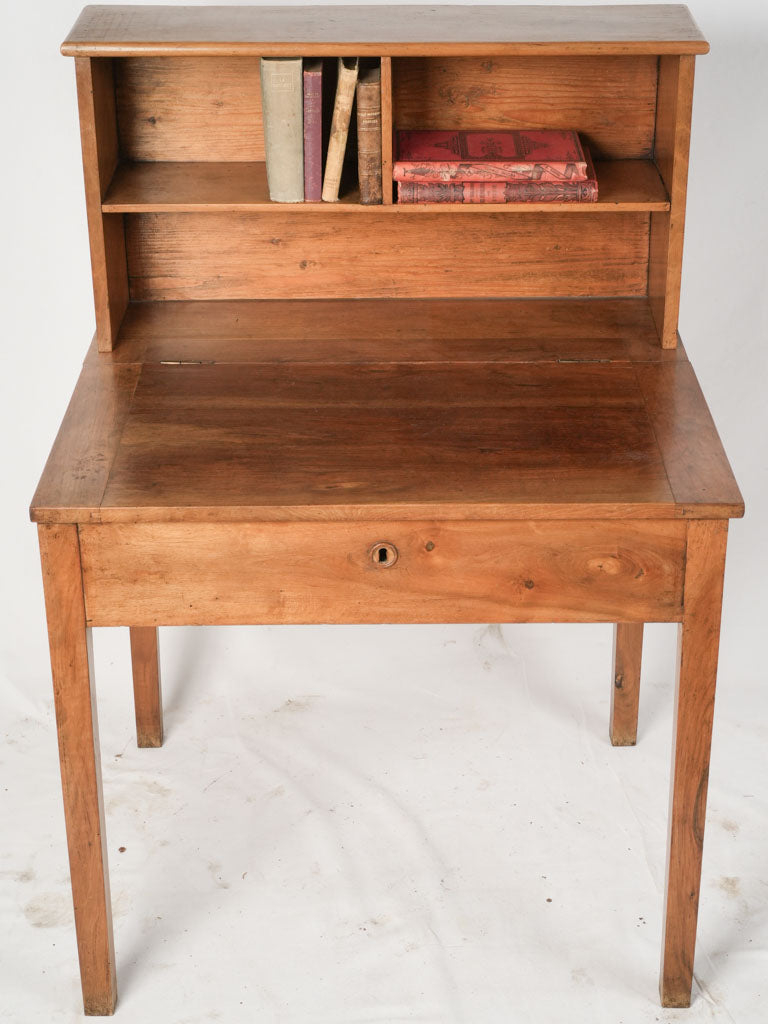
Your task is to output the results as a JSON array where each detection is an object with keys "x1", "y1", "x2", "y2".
[{"x1": 2, "y1": 620, "x2": 766, "y2": 1024}]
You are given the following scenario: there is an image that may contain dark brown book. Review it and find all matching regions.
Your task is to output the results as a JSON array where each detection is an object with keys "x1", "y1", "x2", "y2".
[{"x1": 356, "y1": 62, "x2": 382, "y2": 204}]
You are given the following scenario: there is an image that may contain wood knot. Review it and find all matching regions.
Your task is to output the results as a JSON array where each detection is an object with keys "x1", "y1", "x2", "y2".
[{"x1": 587, "y1": 556, "x2": 621, "y2": 575}]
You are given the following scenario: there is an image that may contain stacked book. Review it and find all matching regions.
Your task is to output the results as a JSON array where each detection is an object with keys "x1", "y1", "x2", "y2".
[
  {"x1": 260, "y1": 57, "x2": 382, "y2": 204},
  {"x1": 394, "y1": 130, "x2": 597, "y2": 204}
]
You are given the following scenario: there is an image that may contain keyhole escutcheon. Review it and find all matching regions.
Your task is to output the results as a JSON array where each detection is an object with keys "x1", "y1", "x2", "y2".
[{"x1": 370, "y1": 542, "x2": 398, "y2": 567}]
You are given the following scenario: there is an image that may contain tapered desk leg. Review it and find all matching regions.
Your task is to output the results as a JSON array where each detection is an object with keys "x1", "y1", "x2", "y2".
[
  {"x1": 39, "y1": 525, "x2": 116, "y2": 1016},
  {"x1": 660, "y1": 520, "x2": 728, "y2": 1007},
  {"x1": 129, "y1": 626, "x2": 163, "y2": 748},
  {"x1": 610, "y1": 623, "x2": 644, "y2": 746}
]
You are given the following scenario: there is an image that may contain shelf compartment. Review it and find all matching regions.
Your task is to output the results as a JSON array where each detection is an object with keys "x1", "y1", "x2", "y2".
[
  {"x1": 392, "y1": 55, "x2": 659, "y2": 160},
  {"x1": 103, "y1": 159, "x2": 668, "y2": 213}
]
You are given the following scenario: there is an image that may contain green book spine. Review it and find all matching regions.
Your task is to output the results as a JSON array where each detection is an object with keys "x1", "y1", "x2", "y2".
[{"x1": 260, "y1": 57, "x2": 304, "y2": 203}]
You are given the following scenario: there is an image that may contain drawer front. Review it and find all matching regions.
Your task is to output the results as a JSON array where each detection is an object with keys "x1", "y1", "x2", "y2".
[{"x1": 79, "y1": 520, "x2": 686, "y2": 627}]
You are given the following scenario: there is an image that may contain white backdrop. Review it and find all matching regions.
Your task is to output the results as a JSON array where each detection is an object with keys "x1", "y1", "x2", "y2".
[{"x1": 1, "y1": 2, "x2": 766, "y2": 1022}]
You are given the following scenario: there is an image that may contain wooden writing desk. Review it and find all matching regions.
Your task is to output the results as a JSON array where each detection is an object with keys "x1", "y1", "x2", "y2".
[{"x1": 31, "y1": 5, "x2": 743, "y2": 1014}]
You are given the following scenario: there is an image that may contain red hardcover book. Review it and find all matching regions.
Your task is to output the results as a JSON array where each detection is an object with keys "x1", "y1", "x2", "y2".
[
  {"x1": 303, "y1": 59, "x2": 323, "y2": 202},
  {"x1": 397, "y1": 155, "x2": 598, "y2": 203},
  {"x1": 397, "y1": 178, "x2": 598, "y2": 203},
  {"x1": 394, "y1": 129, "x2": 587, "y2": 183}
]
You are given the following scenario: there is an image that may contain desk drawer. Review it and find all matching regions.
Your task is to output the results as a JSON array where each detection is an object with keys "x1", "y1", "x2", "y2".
[{"x1": 79, "y1": 521, "x2": 685, "y2": 626}]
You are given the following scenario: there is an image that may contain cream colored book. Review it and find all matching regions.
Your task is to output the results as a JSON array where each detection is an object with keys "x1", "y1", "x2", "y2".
[
  {"x1": 260, "y1": 57, "x2": 304, "y2": 202},
  {"x1": 321, "y1": 57, "x2": 359, "y2": 202}
]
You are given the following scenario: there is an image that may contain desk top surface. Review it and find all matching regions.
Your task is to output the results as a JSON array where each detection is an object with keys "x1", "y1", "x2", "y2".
[
  {"x1": 30, "y1": 299, "x2": 742, "y2": 525},
  {"x1": 62, "y1": 5, "x2": 709, "y2": 56}
]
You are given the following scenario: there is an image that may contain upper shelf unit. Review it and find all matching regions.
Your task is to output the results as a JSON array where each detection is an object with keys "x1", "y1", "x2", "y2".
[
  {"x1": 65, "y1": 5, "x2": 705, "y2": 351},
  {"x1": 99, "y1": 49, "x2": 673, "y2": 212}
]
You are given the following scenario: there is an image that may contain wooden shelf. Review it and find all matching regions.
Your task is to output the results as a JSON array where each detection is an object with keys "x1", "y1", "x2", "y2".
[
  {"x1": 111, "y1": 297, "x2": 673, "y2": 364},
  {"x1": 103, "y1": 159, "x2": 669, "y2": 213}
]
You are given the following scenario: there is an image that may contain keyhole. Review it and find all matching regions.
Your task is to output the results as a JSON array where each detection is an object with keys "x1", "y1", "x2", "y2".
[{"x1": 370, "y1": 542, "x2": 398, "y2": 567}]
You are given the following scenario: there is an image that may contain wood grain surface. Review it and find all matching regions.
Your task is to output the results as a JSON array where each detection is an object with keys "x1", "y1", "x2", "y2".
[
  {"x1": 124, "y1": 211, "x2": 650, "y2": 300},
  {"x1": 635, "y1": 361, "x2": 744, "y2": 513},
  {"x1": 38, "y1": 525, "x2": 116, "y2": 1015},
  {"x1": 30, "y1": 351, "x2": 141, "y2": 522},
  {"x1": 380, "y1": 56, "x2": 394, "y2": 204},
  {"x1": 75, "y1": 58, "x2": 129, "y2": 351},
  {"x1": 660, "y1": 519, "x2": 728, "y2": 1006},
  {"x1": 79, "y1": 520, "x2": 686, "y2": 626},
  {"x1": 62, "y1": 6, "x2": 709, "y2": 57},
  {"x1": 112, "y1": 297, "x2": 667, "y2": 350},
  {"x1": 129, "y1": 626, "x2": 163, "y2": 747},
  {"x1": 115, "y1": 57, "x2": 264, "y2": 162},
  {"x1": 97, "y1": 361, "x2": 675, "y2": 516},
  {"x1": 29, "y1": 327, "x2": 743, "y2": 525},
  {"x1": 649, "y1": 56, "x2": 695, "y2": 347},
  {"x1": 110, "y1": 297, "x2": 675, "y2": 365},
  {"x1": 610, "y1": 622, "x2": 644, "y2": 745}
]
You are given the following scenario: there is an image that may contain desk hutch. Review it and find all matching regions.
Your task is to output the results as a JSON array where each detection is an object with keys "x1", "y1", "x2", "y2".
[{"x1": 31, "y1": 4, "x2": 744, "y2": 1015}]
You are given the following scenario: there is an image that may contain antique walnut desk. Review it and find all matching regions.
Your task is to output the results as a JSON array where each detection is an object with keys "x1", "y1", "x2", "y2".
[{"x1": 32, "y1": 4, "x2": 744, "y2": 1015}]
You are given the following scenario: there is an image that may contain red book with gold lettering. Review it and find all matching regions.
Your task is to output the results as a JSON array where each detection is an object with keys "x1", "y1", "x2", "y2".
[
  {"x1": 397, "y1": 148, "x2": 598, "y2": 203},
  {"x1": 394, "y1": 129, "x2": 587, "y2": 182}
]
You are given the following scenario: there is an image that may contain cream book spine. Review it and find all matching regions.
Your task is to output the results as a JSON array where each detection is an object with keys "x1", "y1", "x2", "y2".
[
  {"x1": 260, "y1": 57, "x2": 304, "y2": 203},
  {"x1": 321, "y1": 57, "x2": 359, "y2": 202}
]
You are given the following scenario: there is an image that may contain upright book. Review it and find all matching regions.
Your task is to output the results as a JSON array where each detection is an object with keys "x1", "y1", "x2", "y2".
[
  {"x1": 260, "y1": 57, "x2": 304, "y2": 202},
  {"x1": 394, "y1": 129, "x2": 587, "y2": 183},
  {"x1": 321, "y1": 57, "x2": 359, "y2": 202},
  {"x1": 303, "y1": 59, "x2": 323, "y2": 202},
  {"x1": 356, "y1": 62, "x2": 382, "y2": 204}
]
